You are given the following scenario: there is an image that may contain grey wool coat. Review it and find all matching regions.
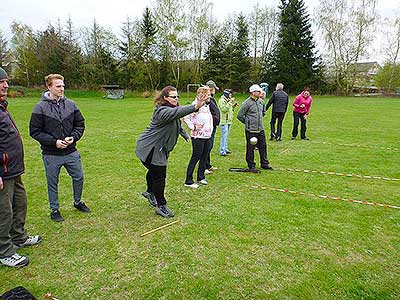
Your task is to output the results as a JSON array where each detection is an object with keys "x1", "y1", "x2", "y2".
[{"x1": 135, "y1": 104, "x2": 196, "y2": 166}]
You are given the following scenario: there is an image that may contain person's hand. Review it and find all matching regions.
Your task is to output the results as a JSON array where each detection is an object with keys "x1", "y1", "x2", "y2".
[
  {"x1": 0, "y1": 177, "x2": 3, "y2": 190},
  {"x1": 64, "y1": 136, "x2": 74, "y2": 145},
  {"x1": 195, "y1": 94, "x2": 209, "y2": 109},
  {"x1": 300, "y1": 104, "x2": 305, "y2": 108},
  {"x1": 232, "y1": 100, "x2": 238, "y2": 107},
  {"x1": 56, "y1": 139, "x2": 68, "y2": 149},
  {"x1": 304, "y1": 114, "x2": 308, "y2": 119}
]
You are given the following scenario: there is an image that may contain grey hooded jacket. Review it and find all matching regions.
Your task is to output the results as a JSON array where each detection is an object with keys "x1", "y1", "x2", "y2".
[{"x1": 237, "y1": 96, "x2": 266, "y2": 132}]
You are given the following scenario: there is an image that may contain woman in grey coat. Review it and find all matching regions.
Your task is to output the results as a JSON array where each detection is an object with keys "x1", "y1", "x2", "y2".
[{"x1": 136, "y1": 86, "x2": 207, "y2": 218}]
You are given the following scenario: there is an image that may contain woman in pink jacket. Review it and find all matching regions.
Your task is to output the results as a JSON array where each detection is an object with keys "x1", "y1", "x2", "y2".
[{"x1": 291, "y1": 88, "x2": 312, "y2": 140}]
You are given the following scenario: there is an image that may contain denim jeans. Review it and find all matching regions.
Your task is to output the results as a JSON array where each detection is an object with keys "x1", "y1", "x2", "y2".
[
  {"x1": 219, "y1": 124, "x2": 231, "y2": 154},
  {"x1": 42, "y1": 151, "x2": 84, "y2": 210}
]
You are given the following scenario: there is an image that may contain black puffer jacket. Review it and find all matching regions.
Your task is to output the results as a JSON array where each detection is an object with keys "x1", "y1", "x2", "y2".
[
  {"x1": 0, "y1": 99, "x2": 24, "y2": 179},
  {"x1": 29, "y1": 92, "x2": 85, "y2": 155},
  {"x1": 265, "y1": 90, "x2": 289, "y2": 113}
]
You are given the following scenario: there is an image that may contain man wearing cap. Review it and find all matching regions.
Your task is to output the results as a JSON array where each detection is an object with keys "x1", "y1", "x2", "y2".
[
  {"x1": 218, "y1": 89, "x2": 237, "y2": 156},
  {"x1": 0, "y1": 67, "x2": 42, "y2": 268},
  {"x1": 237, "y1": 84, "x2": 273, "y2": 172},
  {"x1": 204, "y1": 80, "x2": 220, "y2": 174},
  {"x1": 29, "y1": 74, "x2": 90, "y2": 222}
]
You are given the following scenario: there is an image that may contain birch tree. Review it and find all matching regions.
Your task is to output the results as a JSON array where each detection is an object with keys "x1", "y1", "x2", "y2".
[{"x1": 316, "y1": 0, "x2": 377, "y2": 95}]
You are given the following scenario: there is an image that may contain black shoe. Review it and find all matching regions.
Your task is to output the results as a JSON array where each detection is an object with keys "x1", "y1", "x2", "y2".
[
  {"x1": 155, "y1": 205, "x2": 175, "y2": 218},
  {"x1": 50, "y1": 209, "x2": 64, "y2": 222},
  {"x1": 301, "y1": 137, "x2": 310, "y2": 140},
  {"x1": 291, "y1": 137, "x2": 296, "y2": 140},
  {"x1": 74, "y1": 201, "x2": 91, "y2": 213},
  {"x1": 261, "y1": 165, "x2": 274, "y2": 170},
  {"x1": 142, "y1": 191, "x2": 157, "y2": 207},
  {"x1": 226, "y1": 150, "x2": 232, "y2": 154},
  {"x1": 248, "y1": 168, "x2": 260, "y2": 173}
]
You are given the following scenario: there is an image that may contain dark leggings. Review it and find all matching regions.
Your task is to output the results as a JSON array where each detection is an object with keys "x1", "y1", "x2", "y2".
[{"x1": 141, "y1": 148, "x2": 167, "y2": 206}]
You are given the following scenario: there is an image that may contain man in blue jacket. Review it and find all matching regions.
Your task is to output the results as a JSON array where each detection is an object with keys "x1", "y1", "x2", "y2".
[
  {"x1": 30, "y1": 74, "x2": 90, "y2": 222},
  {"x1": 0, "y1": 67, "x2": 41, "y2": 268}
]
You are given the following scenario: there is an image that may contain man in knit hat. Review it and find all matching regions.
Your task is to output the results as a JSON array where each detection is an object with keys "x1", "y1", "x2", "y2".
[{"x1": 0, "y1": 67, "x2": 42, "y2": 268}]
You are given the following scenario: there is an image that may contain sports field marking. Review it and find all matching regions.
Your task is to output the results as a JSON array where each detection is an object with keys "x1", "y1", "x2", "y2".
[
  {"x1": 250, "y1": 185, "x2": 400, "y2": 209},
  {"x1": 277, "y1": 167, "x2": 400, "y2": 181},
  {"x1": 311, "y1": 141, "x2": 399, "y2": 151}
]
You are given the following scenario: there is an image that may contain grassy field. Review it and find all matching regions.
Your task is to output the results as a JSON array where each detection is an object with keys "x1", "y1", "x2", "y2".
[{"x1": 1, "y1": 91, "x2": 399, "y2": 299}]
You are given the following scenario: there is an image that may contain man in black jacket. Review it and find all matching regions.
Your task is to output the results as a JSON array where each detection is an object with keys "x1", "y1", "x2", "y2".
[
  {"x1": 265, "y1": 83, "x2": 289, "y2": 141},
  {"x1": 30, "y1": 74, "x2": 90, "y2": 222},
  {"x1": 0, "y1": 67, "x2": 41, "y2": 268},
  {"x1": 204, "y1": 80, "x2": 221, "y2": 174}
]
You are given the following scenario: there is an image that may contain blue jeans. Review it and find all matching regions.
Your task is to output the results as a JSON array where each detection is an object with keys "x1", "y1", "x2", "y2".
[
  {"x1": 42, "y1": 151, "x2": 84, "y2": 210},
  {"x1": 219, "y1": 124, "x2": 231, "y2": 154}
]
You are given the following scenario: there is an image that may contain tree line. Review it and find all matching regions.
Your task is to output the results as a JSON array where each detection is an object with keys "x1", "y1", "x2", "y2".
[{"x1": 0, "y1": 0, "x2": 399, "y2": 95}]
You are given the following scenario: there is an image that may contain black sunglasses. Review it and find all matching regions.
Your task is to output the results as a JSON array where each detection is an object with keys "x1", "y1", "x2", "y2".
[{"x1": 168, "y1": 95, "x2": 179, "y2": 99}]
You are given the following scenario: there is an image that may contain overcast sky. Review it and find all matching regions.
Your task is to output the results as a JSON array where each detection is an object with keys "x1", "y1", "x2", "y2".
[{"x1": 1, "y1": 0, "x2": 398, "y2": 61}]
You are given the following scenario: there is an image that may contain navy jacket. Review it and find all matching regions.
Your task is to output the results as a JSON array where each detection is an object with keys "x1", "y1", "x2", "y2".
[
  {"x1": 0, "y1": 99, "x2": 24, "y2": 179},
  {"x1": 266, "y1": 90, "x2": 289, "y2": 113},
  {"x1": 29, "y1": 92, "x2": 85, "y2": 155}
]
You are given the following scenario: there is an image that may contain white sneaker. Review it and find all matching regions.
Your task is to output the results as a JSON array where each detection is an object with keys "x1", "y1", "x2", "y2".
[
  {"x1": 16, "y1": 235, "x2": 42, "y2": 248},
  {"x1": 0, "y1": 253, "x2": 29, "y2": 268},
  {"x1": 204, "y1": 169, "x2": 213, "y2": 175},
  {"x1": 198, "y1": 179, "x2": 208, "y2": 185},
  {"x1": 184, "y1": 183, "x2": 199, "y2": 189}
]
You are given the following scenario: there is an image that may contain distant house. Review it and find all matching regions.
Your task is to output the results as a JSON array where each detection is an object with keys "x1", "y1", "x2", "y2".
[
  {"x1": 351, "y1": 61, "x2": 381, "y2": 86},
  {"x1": 351, "y1": 61, "x2": 382, "y2": 96}
]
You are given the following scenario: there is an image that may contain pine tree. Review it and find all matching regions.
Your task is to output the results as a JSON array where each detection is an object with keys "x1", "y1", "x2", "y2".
[
  {"x1": 266, "y1": 0, "x2": 321, "y2": 94},
  {"x1": 231, "y1": 14, "x2": 251, "y2": 92},
  {"x1": 204, "y1": 32, "x2": 226, "y2": 85}
]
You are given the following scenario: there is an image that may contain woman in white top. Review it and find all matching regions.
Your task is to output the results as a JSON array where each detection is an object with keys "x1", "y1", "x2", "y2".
[{"x1": 183, "y1": 86, "x2": 213, "y2": 188}]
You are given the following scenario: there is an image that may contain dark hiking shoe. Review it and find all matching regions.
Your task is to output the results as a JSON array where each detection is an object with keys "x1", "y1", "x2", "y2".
[
  {"x1": 261, "y1": 165, "x2": 274, "y2": 170},
  {"x1": 0, "y1": 253, "x2": 29, "y2": 268},
  {"x1": 248, "y1": 168, "x2": 260, "y2": 173},
  {"x1": 74, "y1": 201, "x2": 91, "y2": 213},
  {"x1": 142, "y1": 191, "x2": 157, "y2": 207},
  {"x1": 50, "y1": 209, "x2": 64, "y2": 222},
  {"x1": 301, "y1": 137, "x2": 310, "y2": 140},
  {"x1": 155, "y1": 205, "x2": 175, "y2": 218}
]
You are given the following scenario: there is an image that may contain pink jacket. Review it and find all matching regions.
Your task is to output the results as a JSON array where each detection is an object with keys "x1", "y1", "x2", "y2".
[
  {"x1": 293, "y1": 92, "x2": 312, "y2": 115},
  {"x1": 183, "y1": 99, "x2": 213, "y2": 139}
]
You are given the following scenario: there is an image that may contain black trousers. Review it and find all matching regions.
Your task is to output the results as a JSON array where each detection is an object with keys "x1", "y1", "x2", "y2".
[
  {"x1": 205, "y1": 126, "x2": 217, "y2": 170},
  {"x1": 270, "y1": 111, "x2": 286, "y2": 139},
  {"x1": 185, "y1": 137, "x2": 212, "y2": 184},
  {"x1": 142, "y1": 148, "x2": 167, "y2": 206},
  {"x1": 245, "y1": 130, "x2": 269, "y2": 169},
  {"x1": 292, "y1": 111, "x2": 307, "y2": 139}
]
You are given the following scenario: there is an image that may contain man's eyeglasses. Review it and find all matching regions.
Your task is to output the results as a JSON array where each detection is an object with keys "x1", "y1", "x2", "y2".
[{"x1": 168, "y1": 95, "x2": 179, "y2": 99}]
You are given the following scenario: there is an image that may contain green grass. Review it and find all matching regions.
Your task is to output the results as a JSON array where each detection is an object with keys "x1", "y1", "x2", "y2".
[{"x1": 1, "y1": 93, "x2": 399, "y2": 299}]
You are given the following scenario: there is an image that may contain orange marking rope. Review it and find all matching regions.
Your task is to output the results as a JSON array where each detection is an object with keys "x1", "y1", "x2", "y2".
[
  {"x1": 311, "y1": 141, "x2": 399, "y2": 151},
  {"x1": 277, "y1": 167, "x2": 400, "y2": 182},
  {"x1": 250, "y1": 185, "x2": 400, "y2": 209}
]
